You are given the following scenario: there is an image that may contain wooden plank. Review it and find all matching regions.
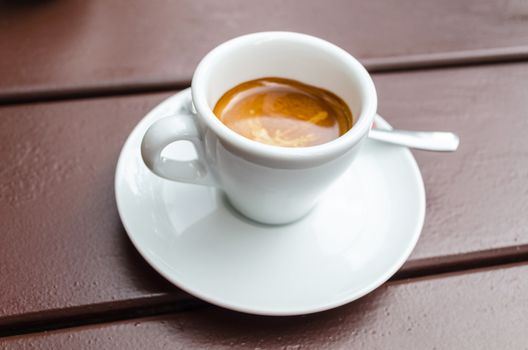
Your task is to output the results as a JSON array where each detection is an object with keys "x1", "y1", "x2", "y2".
[
  {"x1": 1, "y1": 61, "x2": 527, "y2": 326},
  {"x1": 2, "y1": 0, "x2": 528, "y2": 101},
  {"x1": 373, "y1": 62, "x2": 528, "y2": 269},
  {"x1": 0, "y1": 92, "x2": 190, "y2": 327},
  {"x1": 2, "y1": 263, "x2": 527, "y2": 348}
]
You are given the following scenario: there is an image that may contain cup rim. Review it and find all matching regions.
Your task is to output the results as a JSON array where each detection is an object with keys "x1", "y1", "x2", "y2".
[{"x1": 191, "y1": 31, "x2": 377, "y2": 162}]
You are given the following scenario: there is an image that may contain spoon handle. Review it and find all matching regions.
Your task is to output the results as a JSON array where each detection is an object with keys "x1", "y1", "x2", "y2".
[{"x1": 368, "y1": 128, "x2": 460, "y2": 152}]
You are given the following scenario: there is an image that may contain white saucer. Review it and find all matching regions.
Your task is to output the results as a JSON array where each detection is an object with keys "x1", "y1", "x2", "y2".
[{"x1": 115, "y1": 89, "x2": 425, "y2": 316}]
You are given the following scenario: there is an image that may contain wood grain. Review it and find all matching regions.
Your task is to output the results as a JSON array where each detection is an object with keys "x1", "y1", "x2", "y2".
[
  {"x1": 1, "y1": 61, "x2": 527, "y2": 326},
  {"x1": 2, "y1": 263, "x2": 527, "y2": 348},
  {"x1": 2, "y1": 0, "x2": 528, "y2": 100}
]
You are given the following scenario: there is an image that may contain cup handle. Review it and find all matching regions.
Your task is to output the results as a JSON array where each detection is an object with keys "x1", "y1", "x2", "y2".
[{"x1": 141, "y1": 113, "x2": 216, "y2": 186}]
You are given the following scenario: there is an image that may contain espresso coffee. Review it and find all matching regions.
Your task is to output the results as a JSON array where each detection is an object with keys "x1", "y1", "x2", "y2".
[{"x1": 213, "y1": 77, "x2": 353, "y2": 147}]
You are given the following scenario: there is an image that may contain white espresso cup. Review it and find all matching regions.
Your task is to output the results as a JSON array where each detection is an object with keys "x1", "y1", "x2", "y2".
[{"x1": 141, "y1": 32, "x2": 377, "y2": 224}]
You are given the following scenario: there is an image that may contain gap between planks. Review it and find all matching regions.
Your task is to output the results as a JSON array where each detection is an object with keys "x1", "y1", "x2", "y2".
[
  {"x1": 1, "y1": 45, "x2": 528, "y2": 106},
  {"x1": 1, "y1": 246, "x2": 527, "y2": 338}
]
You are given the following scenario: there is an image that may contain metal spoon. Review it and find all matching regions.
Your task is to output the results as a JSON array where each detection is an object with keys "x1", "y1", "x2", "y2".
[{"x1": 369, "y1": 128, "x2": 460, "y2": 152}]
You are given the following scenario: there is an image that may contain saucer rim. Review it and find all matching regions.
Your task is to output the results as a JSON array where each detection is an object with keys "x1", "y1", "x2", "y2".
[{"x1": 115, "y1": 89, "x2": 425, "y2": 316}]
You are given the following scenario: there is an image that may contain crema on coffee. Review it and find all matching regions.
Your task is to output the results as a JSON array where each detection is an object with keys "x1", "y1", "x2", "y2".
[{"x1": 213, "y1": 77, "x2": 353, "y2": 147}]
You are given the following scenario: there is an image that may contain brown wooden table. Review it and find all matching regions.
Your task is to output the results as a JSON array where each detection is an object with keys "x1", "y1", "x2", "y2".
[{"x1": 1, "y1": 0, "x2": 527, "y2": 347}]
